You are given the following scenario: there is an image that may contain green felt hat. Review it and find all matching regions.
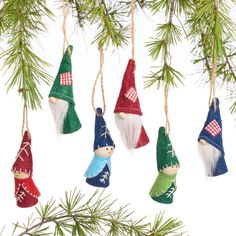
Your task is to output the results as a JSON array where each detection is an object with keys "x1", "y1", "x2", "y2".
[
  {"x1": 49, "y1": 45, "x2": 81, "y2": 134},
  {"x1": 49, "y1": 45, "x2": 74, "y2": 104},
  {"x1": 156, "y1": 127, "x2": 179, "y2": 171}
]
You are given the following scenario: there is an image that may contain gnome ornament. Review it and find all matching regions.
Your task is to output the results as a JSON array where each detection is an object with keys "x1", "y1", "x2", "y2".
[
  {"x1": 85, "y1": 108, "x2": 115, "y2": 188},
  {"x1": 149, "y1": 127, "x2": 180, "y2": 204},
  {"x1": 114, "y1": 59, "x2": 149, "y2": 149},
  {"x1": 12, "y1": 131, "x2": 40, "y2": 208},
  {"x1": 49, "y1": 45, "x2": 82, "y2": 134},
  {"x1": 198, "y1": 98, "x2": 228, "y2": 176}
]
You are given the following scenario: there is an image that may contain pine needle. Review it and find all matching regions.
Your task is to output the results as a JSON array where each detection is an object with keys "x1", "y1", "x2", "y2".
[{"x1": 8, "y1": 189, "x2": 186, "y2": 236}]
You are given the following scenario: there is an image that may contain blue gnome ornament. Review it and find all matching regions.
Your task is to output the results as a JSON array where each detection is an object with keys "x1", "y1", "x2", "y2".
[
  {"x1": 198, "y1": 98, "x2": 228, "y2": 176},
  {"x1": 84, "y1": 108, "x2": 115, "y2": 188}
]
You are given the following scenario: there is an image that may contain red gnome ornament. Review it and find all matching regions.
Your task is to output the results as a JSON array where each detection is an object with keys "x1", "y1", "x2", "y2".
[
  {"x1": 12, "y1": 131, "x2": 40, "y2": 208},
  {"x1": 114, "y1": 59, "x2": 149, "y2": 149}
]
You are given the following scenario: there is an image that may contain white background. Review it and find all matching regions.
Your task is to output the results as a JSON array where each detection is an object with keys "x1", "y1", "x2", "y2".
[{"x1": 0, "y1": 2, "x2": 236, "y2": 235}]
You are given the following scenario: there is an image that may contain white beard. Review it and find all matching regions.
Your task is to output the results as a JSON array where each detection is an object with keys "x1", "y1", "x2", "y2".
[
  {"x1": 49, "y1": 98, "x2": 69, "y2": 133},
  {"x1": 198, "y1": 141, "x2": 221, "y2": 176},
  {"x1": 115, "y1": 113, "x2": 142, "y2": 149}
]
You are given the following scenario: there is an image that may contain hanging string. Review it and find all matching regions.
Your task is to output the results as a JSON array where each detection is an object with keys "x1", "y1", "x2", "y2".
[
  {"x1": 92, "y1": 48, "x2": 106, "y2": 115},
  {"x1": 208, "y1": 0, "x2": 218, "y2": 112},
  {"x1": 164, "y1": 84, "x2": 170, "y2": 136},
  {"x1": 19, "y1": 89, "x2": 31, "y2": 138},
  {"x1": 131, "y1": 0, "x2": 135, "y2": 60},
  {"x1": 62, "y1": 1, "x2": 71, "y2": 56},
  {"x1": 208, "y1": 42, "x2": 217, "y2": 112}
]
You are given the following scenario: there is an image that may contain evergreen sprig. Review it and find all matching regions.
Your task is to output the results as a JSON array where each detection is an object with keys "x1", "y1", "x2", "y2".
[
  {"x1": 9, "y1": 189, "x2": 186, "y2": 236},
  {"x1": 0, "y1": 0, "x2": 53, "y2": 110},
  {"x1": 72, "y1": 0, "x2": 129, "y2": 49},
  {"x1": 0, "y1": 2, "x2": 7, "y2": 36},
  {"x1": 187, "y1": 0, "x2": 236, "y2": 112},
  {"x1": 145, "y1": 0, "x2": 184, "y2": 89},
  {"x1": 144, "y1": 64, "x2": 183, "y2": 89},
  {"x1": 146, "y1": 23, "x2": 182, "y2": 60},
  {"x1": 149, "y1": 0, "x2": 193, "y2": 16}
]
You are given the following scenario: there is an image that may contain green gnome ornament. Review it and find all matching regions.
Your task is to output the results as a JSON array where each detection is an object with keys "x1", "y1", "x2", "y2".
[
  {"x1": 49, "y1": 45, "x2": 82, "y2": 134},
  {"x1": 149, "y1": 127, "x2": 180, "y2": 204}
]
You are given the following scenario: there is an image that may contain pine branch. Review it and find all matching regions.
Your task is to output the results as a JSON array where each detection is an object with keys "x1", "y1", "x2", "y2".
[
  {"x1": 192, "y1": 33, "x2": 212, "y2": 81},
  {"x1": 0, "y1": 0, "x2": 53, "y2": 110},
  {"x1": 148, "y1": 0, "x2": 193, "y2": 16},
  {"x1": 0, "y1": 3, "x2": 7, "y2": 36},
  {"x1": 144, "y1": 64, "x2": 183, "y2": 89},
  {"x1": 150, "y1": 211, "x2": 185, "y2": 235},
  {"x1": 188, "y1": 0, "x2": 236, "y2": 70},
  {"x1": 72, "y1": 0, "x2": 129, "y2": 49},
  {"x1": 145, "y1": 0, "x2": 184, "y2": 89},
  {"x1": 9, "y1": 189, "x2": 186, "y2": 236},
  {"x1": 188, "y1": 0, "x2": 236, "y2": 113}
]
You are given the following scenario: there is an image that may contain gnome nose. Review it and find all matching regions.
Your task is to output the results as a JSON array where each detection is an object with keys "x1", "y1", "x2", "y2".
[{"x1": 118, "y1": 112, "x2": 127, "y2": 119}]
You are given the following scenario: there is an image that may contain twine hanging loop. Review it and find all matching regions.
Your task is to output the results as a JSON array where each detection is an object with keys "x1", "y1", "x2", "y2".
[
  {"x1": 19, "y1": 88, "x2": 31, "y2": 138},
  {"x1": 62, "y1": 1, "x2": 71, "y2": 56},
  {"x1": 92, "y1": 48, "x2": 106, "y2": 115},
  {"x1": 131, "y1": 0, "x2": 135, "y2": 60},
  {"x1": 209, "y1": 42, "x2": 217, "y2": 112},
  {"x1": 164, "y1": 84, "x2": 170, "y2": 136}
]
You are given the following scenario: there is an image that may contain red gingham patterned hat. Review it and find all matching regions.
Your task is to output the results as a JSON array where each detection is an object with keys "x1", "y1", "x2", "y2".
[
  {"x1": 12, "y1": 131, "x2": 33, "y2": 176},
  {"x1": 114, "y1": 59, "x2": 142, "y2": 115}
]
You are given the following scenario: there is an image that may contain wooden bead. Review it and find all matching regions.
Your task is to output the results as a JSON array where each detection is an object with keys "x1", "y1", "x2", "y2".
[
  {"x1": 118, "y1": 112, "x2": 127, "y2": 119},
  {"x1": 13, "y1": 171, "x2": 30, "y2": 179},
  {"x1": 199, "y1": 139, "x2": 207, "y2": 145},
  {"x1": 49, "y1": 97, "x2": 57, "y2": 104}
]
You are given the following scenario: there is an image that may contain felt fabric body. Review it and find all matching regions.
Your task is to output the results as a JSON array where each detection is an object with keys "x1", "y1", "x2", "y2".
[
  {"x1": 114, "y1": 59, "x2": 149, "y2": 148},
  {"x1": 14, "y1": 177, "x2": 40, "y2": 208},
  {"x1": 150, "y1": 172, "x2": 177, "y2": 204},
  {"x1": 85, "y1": 108, "x2": 115, "y2": 188},
  {"x1": 49, "y1": 45, "x2": 81, "y2": 134},
  {"x1": 198, "y1": 98, "x2": 228, "y2": 176},
  {"x1": 12, "y1": 131, "x2": 40, "y2": 208},
  {"x1": 85, "y1": 156, "x2": 111, "y2": 188},
  {"x1": 149, "y1": 127, "x2": 179, "y2": 204},
  {"x1": 85, "y1": 156, "x2": 111, "y2": 178}
]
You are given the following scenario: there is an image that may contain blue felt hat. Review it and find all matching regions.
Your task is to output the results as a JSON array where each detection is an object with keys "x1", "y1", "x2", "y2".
[
  {"x1": 198, "y1": 98, "x2": 228, "y2": 176},
  {"x1": 93, "y1": 108, "x2": 115, "y2": 150}
]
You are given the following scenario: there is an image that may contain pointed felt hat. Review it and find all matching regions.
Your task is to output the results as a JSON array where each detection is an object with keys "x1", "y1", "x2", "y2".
[
  {"x1": 49, "y1": 45, "x2": 74, "y2": 104},
  {"x1": 12, "y1": 131, "x2": 33, "y2": 176},
  {"x1": 94, "y1": 108, "x2": 115, "y2": 150},
  {"x1": 156, "y1": 127, "x2": 179, "y2": 171},
  {"x1": 114, "y1": 59, "x2": 142, "y2": 115},
  {"x1": 49, "y1": 45, "x2": 81, "y2": 134},
  {"x1": 198, "y1": 98, "x2": 228, "y2": 176}
]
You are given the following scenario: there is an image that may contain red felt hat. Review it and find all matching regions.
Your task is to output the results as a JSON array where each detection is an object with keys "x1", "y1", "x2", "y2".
[
  {"x1": 114, "y1": 59, "x2": 142, "y2": 115},
  {"x1": 12, "y1": 131, "x2": 33, "y2": 176}
]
